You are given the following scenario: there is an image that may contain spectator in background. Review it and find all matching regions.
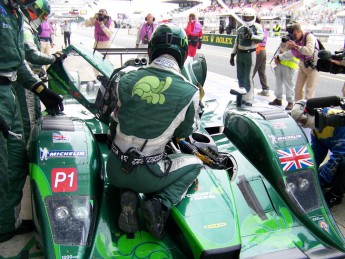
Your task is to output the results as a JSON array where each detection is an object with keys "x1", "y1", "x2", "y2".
[
  {"x1": 135, "y1": 13, "x2": 157, "y2": 48},
  {"x1": 269, "y1": 40, "x2": 299, "y2": 110},
  {"x1": 273, "y1": 21, "x2": 281, "y2": 37},
  {"x1": 94, "y1": 9, "x2": 114, "y2": 49},
  {"x1": 38, "y1": 19, "x2": 54, "y2": 55},
  {"x1": 185, "y1": 13, "x2": 203, "y2": 58},
  {"x1": 253, "y1": 16, "x2": 270, "y2": 97},
  {"x1": 62, "y1": 20, "x2": 71, "y2": 47},
  {"x1": 286, "y1": 21, "x2": 320, "y2": 101}
]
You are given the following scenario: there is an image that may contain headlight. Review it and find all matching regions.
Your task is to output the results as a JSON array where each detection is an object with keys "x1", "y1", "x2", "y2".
[
  {"x1": 283, "y1": 169, "x2": 320, "y2": 214},
  {"x1": 46, "y1": 196, "x2": 97, "y2": 246},
  {"x1": 54, "y1": 206, "x2": 69, "y2": 222}
]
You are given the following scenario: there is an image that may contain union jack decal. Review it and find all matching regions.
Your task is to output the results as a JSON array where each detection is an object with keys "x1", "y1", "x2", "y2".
[
  {"x1": 276, "y1": 146, "x2": 314, "y2": 171},
  {"x1": 52, "y1": 133, "x2": 70, "y2": 143}
]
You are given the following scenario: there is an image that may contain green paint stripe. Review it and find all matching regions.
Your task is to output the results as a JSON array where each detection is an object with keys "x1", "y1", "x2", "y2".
[{"x1": 29, "y1": 163, "x2": 61, "y2": 258}]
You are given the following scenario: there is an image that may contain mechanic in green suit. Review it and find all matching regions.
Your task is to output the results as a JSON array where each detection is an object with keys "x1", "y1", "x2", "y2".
[
  {"x1": 106, "y1": 23, "x2": 202, "y2": 240},
  {"x1": 13, "y1": 0, "x2": 66, "y2": 144},
  {"x1": 230, "y1": 8, "x2": 263, "y2": 106},
  {"x1": 0, "y1": 0, "x2": 63, "y2": 243}
]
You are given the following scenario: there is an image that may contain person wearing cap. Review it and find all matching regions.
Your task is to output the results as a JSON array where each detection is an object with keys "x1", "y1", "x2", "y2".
[{"x1": 291, "y1": 100, "x2": 345, "y2": 208}]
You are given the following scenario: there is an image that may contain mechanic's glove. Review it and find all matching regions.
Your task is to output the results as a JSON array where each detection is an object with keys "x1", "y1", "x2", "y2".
[
  {"x1": 52, "y1": 51, "x2": 67, "y2": 63},
  {"x1": 230, "y1": 54, "x2": 236, "y2": 66},
  {"x1": 243, "y1": 27, "x2": 253, "y2": 39},
  {"x1": 0, "y1": 114, "x2": 9, "y2": 139},
  {"x1": 32, "y1": 82, "x2": 64, "y2": 115}
]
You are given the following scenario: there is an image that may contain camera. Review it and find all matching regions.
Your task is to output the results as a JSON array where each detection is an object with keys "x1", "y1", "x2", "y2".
[
  {"x1": 305, "y1": 96, "x2": 345, "y2": 131},
  {"x1": 316, "y1": 49, "x2": 345, "y2": 74},
  {"x1": 96, "y1": 13, "x2": 109, "y2": 22},
  {"x1": 281, "y1": 34, "x2": 294, "y2": 43},
  {"x1": 304, "y1": 59, "x2": 316, "y2": 69},
  {"x1": 315, "y1": 108, "x2": 345, "y2": 132}
]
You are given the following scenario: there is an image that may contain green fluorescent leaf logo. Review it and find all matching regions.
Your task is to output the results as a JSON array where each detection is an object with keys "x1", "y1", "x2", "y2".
[{"x1": 132, "y1": 76, "x2": 172, "y2": 104}]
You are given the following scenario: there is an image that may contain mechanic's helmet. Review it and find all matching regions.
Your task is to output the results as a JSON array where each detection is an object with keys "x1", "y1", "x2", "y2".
[
  {"x1": 242, "y1": 8, "x2": 256, "y2": 27},
  {"x1": 291, "y1": 100, "x2": 315, "y2": 129},
  {"x1": 12, "y1": 0, "x2": 36, "y2": 7},
  {"x1": 22, "y1": 0, "x2": 50, "y2": 29},
  {"x1": 148, "y1": 23, "x2": 188, "y2": 69}
]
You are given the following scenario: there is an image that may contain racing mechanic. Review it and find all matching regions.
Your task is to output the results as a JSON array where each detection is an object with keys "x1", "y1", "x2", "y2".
[
  {"x1": 106, "y1": 23, "x2": 202, "y2": 240},
  {"x1": 291, "y1": 101, "x2": 345, "y2": 208},
  {"x1": 0, "y1": 0, "x2": 63, "y2": 243},
  {"x1": 13, "y1": 0, "x2": 66, "y2": 144},
  {"x1": 185, "y1": 12, "x2": 203, "y2": 58},
  {"x1": 230, "y1": 7, "x2": 263, "y2": 106}
]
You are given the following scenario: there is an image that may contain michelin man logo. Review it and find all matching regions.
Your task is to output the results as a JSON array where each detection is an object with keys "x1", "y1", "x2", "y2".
[{"x1": 40, "y1": 147, "x2": 49, "y2": 160}]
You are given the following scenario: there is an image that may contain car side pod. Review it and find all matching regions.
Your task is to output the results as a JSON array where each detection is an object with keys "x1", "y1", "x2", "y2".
[
  {"x1": 222, "y1": 104, "x2": 345, "y2": 257},
  {"x1": 171, "y1": 151, "x2": 241, "y2": 259}
]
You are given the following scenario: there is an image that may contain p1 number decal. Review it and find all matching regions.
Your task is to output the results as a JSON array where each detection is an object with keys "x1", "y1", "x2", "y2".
[{"x1": 52, "y1": 168, "x2": 78, "y2": 192}]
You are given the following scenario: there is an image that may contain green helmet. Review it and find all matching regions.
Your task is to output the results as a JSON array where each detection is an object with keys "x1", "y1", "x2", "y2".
[
  {"x1": 22, "y1": 0, "x2": 51, "y2": 29},
  {"x1": 148, "y1": 23, "x2": 188, "y2": 69}
]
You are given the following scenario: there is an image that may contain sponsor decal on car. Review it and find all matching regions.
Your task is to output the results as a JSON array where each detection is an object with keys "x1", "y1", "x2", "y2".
[
  {"x1": 40, "y1": 147, "x2": 86, "y2": 160},
  {"x1": 52, "y1": 168, "x2": 78, "y2": 192},
  {"x1": 52, "y1": 133, "x2": 71, "y2": 143},
  {"x1": 276, "y1": 146, "x2": 313, "y2": 171}
]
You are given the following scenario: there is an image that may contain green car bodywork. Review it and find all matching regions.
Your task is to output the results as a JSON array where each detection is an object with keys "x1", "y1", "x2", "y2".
[{"x1": 25, "y1": 44, "x2": 345, "y2": 259}]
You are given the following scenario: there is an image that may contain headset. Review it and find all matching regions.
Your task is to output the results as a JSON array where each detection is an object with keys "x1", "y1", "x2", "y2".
[{"x1": 145, "y1": 14, "x2": 155, "y2": 22}]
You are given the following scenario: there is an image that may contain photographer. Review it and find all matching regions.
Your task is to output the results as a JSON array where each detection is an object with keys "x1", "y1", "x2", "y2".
[
  {"x1": 291, "y1": 101, "x2": 345, "y2": 208},
  {"x1": 94, "y1": 9, "x2": 114, "y2": 49},
  {"x1": 286, "y1": 21, "x2": 320, "y2": 101}
]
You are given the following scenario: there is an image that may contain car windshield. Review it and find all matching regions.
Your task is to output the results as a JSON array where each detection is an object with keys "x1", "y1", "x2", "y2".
[{"x1": 61, "y1": 52, "x2": 106, "y2": 109}]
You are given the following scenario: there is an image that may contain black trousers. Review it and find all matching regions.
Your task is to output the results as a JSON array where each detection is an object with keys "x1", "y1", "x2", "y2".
[{"x1": 64, "y1": 32, "x2": 71, "y2": 46}]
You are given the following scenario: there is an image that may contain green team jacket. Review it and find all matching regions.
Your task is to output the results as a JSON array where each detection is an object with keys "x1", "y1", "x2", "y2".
[
  {"x1": 113, "y1": 57, "x2": 200, "y2": 156},
  {"x1": 0, "y1": 2, "x2": 40, "y2": 89}
]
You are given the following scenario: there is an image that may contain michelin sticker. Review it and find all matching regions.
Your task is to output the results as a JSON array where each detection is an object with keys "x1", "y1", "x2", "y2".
[{"x1": 40, "y1": 147, "x2": 86, "y2": 160}]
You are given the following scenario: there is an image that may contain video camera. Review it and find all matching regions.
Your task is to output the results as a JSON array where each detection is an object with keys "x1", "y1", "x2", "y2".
[
  {"x1": 316, "y1": 49, "x2": 345, "y2": 74},
  {"x1": 96, "y1": 13, "x2": 109, "y2": 22},
  {"x1": 305, "y1": 96, "x2": 345, "y2": 132}
]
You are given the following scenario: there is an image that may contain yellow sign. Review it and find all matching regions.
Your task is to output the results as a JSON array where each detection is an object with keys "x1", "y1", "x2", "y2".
[{"x1": 202, "y1": 34, "x2": 236, "y2": 48}]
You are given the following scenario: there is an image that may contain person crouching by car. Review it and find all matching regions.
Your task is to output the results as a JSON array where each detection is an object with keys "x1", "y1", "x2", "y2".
[
  {"x1": 106, "y1": 23, "x2": 202, "y2": 240},
  {"x1": 94, "y1": 9, "x2": 114, "y2": 49},
  {"x1": 286, "y1": 21, "x2": 320, "y2": 101},
  {"x1": 185, "y1": 13, "x2": 203, "y2": 58},
  {"x1": 291, "y1": 101, "x2": 345, "y2": 208}
]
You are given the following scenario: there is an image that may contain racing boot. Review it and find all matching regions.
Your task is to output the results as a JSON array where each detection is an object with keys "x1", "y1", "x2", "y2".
[
  {"x1": 0, "y1": 219, "x2": 35, "y2": 243},
  {"x1": 142, "y1": 197, "x2": 170, "y2": 240},
  {"x1": 118, "y1": 190, "x2": 139, "y2": 234}
]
